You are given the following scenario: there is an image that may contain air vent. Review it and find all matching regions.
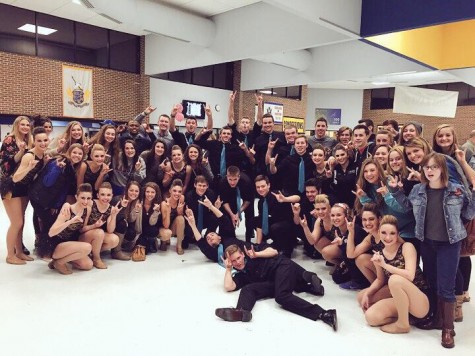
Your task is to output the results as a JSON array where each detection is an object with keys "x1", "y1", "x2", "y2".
[
  {"x1": 144, "y1": 29, "x2": 190, "y2": 43},
  {"x1": 99, "y1": 13, "x2": 123, "y2": 24},
  {"x1": 80, "y1": 0, "x2": 95, "y2": 9}
]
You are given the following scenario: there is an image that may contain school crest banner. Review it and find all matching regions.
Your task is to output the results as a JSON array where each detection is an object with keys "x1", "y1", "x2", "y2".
[{"x1": 62, "y1": 65, "x2": 94, "y2": 118}]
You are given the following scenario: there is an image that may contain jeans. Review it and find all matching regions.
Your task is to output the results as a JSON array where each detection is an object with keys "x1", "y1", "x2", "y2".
[{"x1": 421, "y1": 239, "x2": 461, "y2": 303}]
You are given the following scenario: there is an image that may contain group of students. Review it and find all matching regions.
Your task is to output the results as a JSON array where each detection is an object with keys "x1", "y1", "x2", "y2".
[{"x1": 0, "y1": 94, "x2": 473, "y2": 348}]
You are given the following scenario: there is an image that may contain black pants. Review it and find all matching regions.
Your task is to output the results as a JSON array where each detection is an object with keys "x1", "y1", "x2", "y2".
[
  {"x1": 253, "y1": 218, "x2": 295, "y2": 257},
  {"x1": 236, "y1": 260, "x2": 324, "y2": 321}
]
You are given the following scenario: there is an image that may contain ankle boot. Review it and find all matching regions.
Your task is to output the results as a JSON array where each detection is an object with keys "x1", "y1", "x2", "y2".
[
  {"x1": 454, "y1": 295, "x2": 463, "y2": 322},
  {"x1": 441, "y1": 301, "x2": 455, "y2": 349},
  {"x1": 319, "y1": 309, "x2": 337, "y2": 331},
  {"x1": 111, "y1": 233, "x2": 131, "y2": 261},
  {"x1": 417, "y1": 297, "x2": 443, "y2": 330}
]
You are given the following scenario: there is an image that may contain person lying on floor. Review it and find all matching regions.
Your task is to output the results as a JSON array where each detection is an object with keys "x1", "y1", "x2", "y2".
[
  {"x1": 184, "y1": 197, "x2": 273, "y2": 266},
  {"x1": 215, "y1": 244, "x2": 337, "y2": 331}
]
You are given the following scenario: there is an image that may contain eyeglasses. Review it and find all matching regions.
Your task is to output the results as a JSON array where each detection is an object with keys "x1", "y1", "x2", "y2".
[{"x1": 423, "y1": 164, "x2": 440, "y2": 170}]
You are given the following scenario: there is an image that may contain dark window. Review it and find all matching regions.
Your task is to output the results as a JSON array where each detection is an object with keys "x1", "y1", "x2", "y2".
[
  {"x1": 37, "y1": 13, "x2": 75, "y2": 62},
  {"x1": 370, "y1": 88, "x2": 394, "y2": 110},
  {"x1": 273, "y1": 87, "x2": 286, "y2": 97},
  {"x1": 193, "y1": 65, "x2": 213, "y2": 87},
  {"x1": 254, "y1": 86, "x2": 302, "y2": 100},
  {"x1": 0, "y1": 4, "x2": 36, "y2": 56},
  {"x1": 76, "y1": 23, "x2": 108, "y2": 68},
  {"x1": 287, "y1": 86, "x2": 301, "y2": 99},
  {"x1": 109, "y1": 30, "x2": 139, "y2": 73}
]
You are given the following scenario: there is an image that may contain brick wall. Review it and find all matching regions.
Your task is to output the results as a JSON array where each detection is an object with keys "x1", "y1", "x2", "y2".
[
  {"x1": 232, "y1": 61, "x2": 307, "y2": 131},
  {"x1": 362, "y1": 89, "x2": 475, "y2": 142},
  {"x1": 0, "y1": 36, "x2": 149, "y2": 123}
]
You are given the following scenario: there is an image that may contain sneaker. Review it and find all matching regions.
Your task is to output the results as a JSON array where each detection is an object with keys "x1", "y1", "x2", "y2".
[
  {"x1": 339, "y1": 280, "x2": 365, "y2": 291},
  {"x1": 215, "y1": 308, "x2": 252, "y2": 322}
]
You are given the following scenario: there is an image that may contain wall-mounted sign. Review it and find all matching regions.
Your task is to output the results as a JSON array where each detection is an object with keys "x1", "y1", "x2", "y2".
[
  {"x1": 62, "y1": 65, "x2": 93, "y2": 118},
  {"x1": 283, "y1": 117, "x2": 305, "y2": 133},
  {"x1": 315, "y1": 108, "x2": 341, "y2": 126},
  {"x1": 264, "y1": 102, "x2": 284, "y2": 123}
]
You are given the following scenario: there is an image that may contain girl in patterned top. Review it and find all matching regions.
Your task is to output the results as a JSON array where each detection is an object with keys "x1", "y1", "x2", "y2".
[
  {"x1": 79, "y1": 182, "x2": 120, "y2": 269},
  {"x1": 358, "y1": 215, "x2": 429, "y2": 334},
  {"x1": 77, "y1": 144, "x2": 111, "y2": 194},
  {"x1": 47, "y1": 184, "x2": 95, "y2": 275}
]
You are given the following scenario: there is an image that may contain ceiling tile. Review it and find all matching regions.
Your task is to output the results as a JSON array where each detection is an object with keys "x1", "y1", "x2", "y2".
[
  {"x1": 50, "y1": 2, "x2": 97, "y2": 22},
  {"x1": 9, "y1": 0, "x2": 70, "y2": 13}
]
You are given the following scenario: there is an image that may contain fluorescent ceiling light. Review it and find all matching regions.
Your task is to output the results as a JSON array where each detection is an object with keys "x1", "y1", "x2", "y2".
[
  {"x1": 18, "y1": 24, "x2": 57, "y2": 36},
  {"x1": 72, "y1": 0, "x2": 82, "y2": 4},
  {"x1": 371, "y1": 81, "x2": 390, "y2": 86},
  {"x1": 259, "y1": 90, "x2": 276, "y2": 95}
]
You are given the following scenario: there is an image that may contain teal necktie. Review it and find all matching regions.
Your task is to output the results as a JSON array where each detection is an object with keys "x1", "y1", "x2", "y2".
[
  {"x1": 187, "y1": 135, "x2": 193, "y2": 145},
  {"x1": 220, "y1": 144, "x2": 226, "y2": 177},
  {"x1": 290, "y1": 146, "x2": 295, "y2": 155},
  {"x1": 236, "y1": 187, "x2": 242, "y2": 220},
  {"x1": 262, "y1": 198, "x2": 269, "y2": 235},
  {"x1": 197, "y1": 202, "x2": 203, "y2": 231},
  {"x1": 298, "y1": 157, "x2": 305, "y2": 193},
  {"x1": 244, "y1": 135, "x2": 248, "y2": 147}
]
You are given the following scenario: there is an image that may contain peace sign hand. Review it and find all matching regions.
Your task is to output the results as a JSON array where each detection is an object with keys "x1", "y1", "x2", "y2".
[
  {"x1": 352, "y1": 184, "x2": 366, "y2": 198},
  {"x1": 244, "y1": 245, "x2": 257, "y2": 259},
  {"x1": 346, "y1": 216, "x2": 356, "y2": 233},
  {"x1": 222, "y1": 251, "x2": 233, "y2": 270},
  {"x1": 331, "y1": 230, "x2": 343, "y2": 246},
  {"x1": 376, "y1": 181, "x2": 388, "y2": 196}
]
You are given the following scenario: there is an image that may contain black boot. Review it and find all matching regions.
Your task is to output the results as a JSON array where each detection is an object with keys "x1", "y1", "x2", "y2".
[
  {"x1": 302, "y1": 271, "x2": 324, "y2": 296},
  {"x1": 215, "y1": 308, "x2": 252, "y2": 322},
  {"x1": 319, "y1": 309, "x2": 338, "y2": 331},
  {"x1": 417, "y1": 297, "x2": 443, "y2": 330}
]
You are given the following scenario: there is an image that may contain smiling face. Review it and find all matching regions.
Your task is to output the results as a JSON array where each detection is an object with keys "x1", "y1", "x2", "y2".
[
  {"x1": 363, "y1": 163, "x2": 379, "y2": 184},
  {"x1": 187, "y1": 146, "x2": 199, "y2": 162},
  {"x1": 311, "y1": 148, "x2": 325, "y2": 165},
  {"x1": 334, "y1": 149, "x2": 348, "y2": 166},
  {"x1": 158, "y1": 115, "x2": 169, "y2": 132},
  {"x1": 69, "y1": 147, "x2": 84, "y2": 164},
  {"x1": 76, "y1": 191, "x2": 92, "y2": 208},
  {"x1": 361, "y1": 211, "x2": 379, "y2": 234},
  {"x1": 91, "y1": 149, "x2": 106, "y2": 165},
  {"x1": 229, "y1": 250, "x2": 246, "y2": 270},
  {"x1": 185, "y1": 118, "x2": 197, "y2": 133},
  {"x1": 262, "y1": 116, "x2": 274, "y2": 134},
  {"x1": 330, "y1": 206, "x2": 347, "y2": 228},
  {"x1": 128, "y1": 120, "x2": 140, "y2": 134},
  {"x1": 195, "y1": 181, "x2": 208, "y2": 196},
  {"x1": 402, "y1": 124, "x2": 418, "y2": 142},
  {"x1": 206, "y1": 232, "x2": 221, "y2": 247},
  {"x1": 284, "y1": 127, "x2": 298, "y2": 144},
  {"x1": 144, "y1": 186, "x2": 157, "y2": 202},
  {"x1": 376, "y1": 133, "x2": 391, "y2": 146},
  {"x1": 353, "y1": 128, "x2": 368, "y2": 149},
  {"x1": 169, "y1": 185, "x2": 183, "y2": 201},
  {"x1": 154, "y1": 142, "x2": 166, "y2": 157},
  {"x1": 405, "y1": 146, "x2": 425, "y2": 165},
  {"x1": 97, "y1": 187, "x2": 113, "y2": 205},
  {"x1": 127, "y1": 184, "x2": 140, "y2": 201},
  {"x1": 380, "y1": 223, "x2": 399, "y2": 246},
  {"x1": 34, "y1": 133, "x2": 50, "y2": 153},
  {"x1": 294, "y1": 137, "x2": 307, "y2": 155},
  {"x1": 43, "y1": 122, "x2": 53, "y2": 135},
  {"x1": 255, "y1": 179, "x2": 270, "y2": 197},
  {"x1": 220, "y1": 128, "x2": 232, "y2": 143},
  {"x1": 374, "y1": 146, "x2": 389, "y2": 167},
  {"x1": 389, "y1": 150, "x2": 403, "y2": 172},
  {"x1": 19, "y1": 119, "x2": 31, "y2": 136},
  {"x1": 70, "y1": 124, "x2": 83, "y2": 141},
  {"x1": 314, "y1": 202, "x2": 329, "y2": 219},
  {"x1": 171, "y1": 148, "x2": 183, "y2": 164},
  {"x1": 104, "y1": 128, "x2": 116, "y2": 143},
  {"x1": 124, "y1": 142, "x2": 136, "y2": 158},
  {"x1": 338, "y1": 129, "x2": 351, "y2": 145},
  {"x1": 315, "y1": 121, "x2": 327, "y2": 139},
  {"x1": 305, "y1": 185, "x2": 318, "y2": 203},
  {"x1": 435, "y1": 127, "x2": 454, "y2": 152}
]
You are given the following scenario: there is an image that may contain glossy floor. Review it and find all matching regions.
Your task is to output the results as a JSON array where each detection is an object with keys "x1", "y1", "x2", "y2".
[{"x1": 0, "y1": 204, "x2": 473, "y2": 356}]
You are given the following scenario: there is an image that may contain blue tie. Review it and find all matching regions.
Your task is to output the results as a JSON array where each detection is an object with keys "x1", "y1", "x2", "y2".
[
  {"x1": 244, "y1": 135, "x2": 248, "y2": 148},
  {"x1": 197, "y1": 202, "x2": 203, "y2": 231},
  {"x1": 220, "y1": 144, "x2": 226, "y2": 177},
  {"x1": 262, "y1": 198, "x2": 269, "y2": 236},
  {"x1": 298, "y1": 157, "x2": 305, "y2": 193},
  {"x1": 187, "y1": 135, "x2": 193, "y2": 145},
  {"x1": 311, "y1": 216, "x2": 316, "y2": 230},
  {"x1": 290, "y1": 146, "x2": 295, "y2": 155},
  {"x1": 236, "y1": 187, "x2": 242, "y2": 220},
  {"x1": 217, "y1": 244, "x2": 225, "y2": 268}
]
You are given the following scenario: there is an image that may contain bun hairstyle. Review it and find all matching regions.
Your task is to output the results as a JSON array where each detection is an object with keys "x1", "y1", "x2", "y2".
[
  {"x1": 379, "y1": 215, "x2": 398, "y2": 231},
  {"x1": 77, "y1": 183, "x2": 93, "y2": 195}
]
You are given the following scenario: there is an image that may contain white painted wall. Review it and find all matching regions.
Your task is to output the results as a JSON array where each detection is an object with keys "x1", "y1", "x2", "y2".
[
  {"x1": 149, "y1": 78, "x2": 232, "y2": 128},
  {"x1": 306, "y1": 88, "x2": 364, "y2": 131}
]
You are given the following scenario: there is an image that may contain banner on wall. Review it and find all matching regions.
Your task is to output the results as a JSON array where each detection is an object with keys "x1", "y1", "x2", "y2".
[
  {"x1": 393, "y1": 86, "x2": 458, "y2": 118},
  {"x1": 264, "y1": 102, "x2": 283, "y2": 123},
  {"x1": 315, "y1": 108, "x2": 341, "y2": 125},
  {"x1": 283, "y1": 117, "x2": 305, "y2": 133},
  {"x1": 62, "y1": 65, "x2": 94, "y2": 118}
]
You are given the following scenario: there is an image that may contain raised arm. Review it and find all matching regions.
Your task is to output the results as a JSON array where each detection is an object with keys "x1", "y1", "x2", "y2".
[{"x1": 228, "y1": 91, "x2": 236, "y2": 126}]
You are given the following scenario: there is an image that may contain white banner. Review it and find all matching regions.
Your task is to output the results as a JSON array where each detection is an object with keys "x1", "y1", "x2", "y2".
[
  {"x1": 264, "y1": 102, "x2": 284, "y2": 123},
  {"x1": 393, "y1": 86, "x2": 458, "y2": 118},
  {"x1": 62, "y1": 65, "x2": 94, "y2": 118}
]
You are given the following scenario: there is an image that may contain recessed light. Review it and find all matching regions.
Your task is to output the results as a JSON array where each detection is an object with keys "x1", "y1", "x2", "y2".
[
  {"x1": 371, "y1": 81, "x2": 390, "y2": 86},
  {"x1": 18, "y1": 24, "x2": 57, "y2": 36},
  {"x1": 72, "y1": 0, "x2": 82, "y2": 4},
  {"x1": 259, "y1": 90, "x2": 276, "y2": 95}
]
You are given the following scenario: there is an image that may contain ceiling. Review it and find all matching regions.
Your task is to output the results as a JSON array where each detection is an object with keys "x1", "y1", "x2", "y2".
[{"x1": 2, "y1": 0, "x2": 475, "y2": 90}]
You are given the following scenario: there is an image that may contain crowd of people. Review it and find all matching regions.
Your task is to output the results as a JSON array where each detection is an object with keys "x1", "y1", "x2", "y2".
[{"x1": 0, "y1": 93, "x2": 474, "y2": 348}]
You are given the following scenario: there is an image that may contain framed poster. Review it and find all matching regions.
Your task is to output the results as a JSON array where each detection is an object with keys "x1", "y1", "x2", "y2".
[
  {"x1": 315, "y1": 108, "x2": 341, "y2": 126},
  {"x1": 264, "y1": 102, "x2": 284, "y2": 123}
]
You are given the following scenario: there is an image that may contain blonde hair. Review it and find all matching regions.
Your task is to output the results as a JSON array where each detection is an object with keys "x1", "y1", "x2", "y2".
[
  {"x1": 379, "y1": 215, "x2": 399, "y2": 232},
  {"x1": 314, "y1": 194, "x2": 330, "y2": 206},
  {"x1": 10, "y1": 116, "x2": 33, "y2": 148}
]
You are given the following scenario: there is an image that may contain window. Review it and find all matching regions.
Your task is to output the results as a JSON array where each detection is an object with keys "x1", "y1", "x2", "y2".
[
  {"x1": 37, "y1": 13, "x2": 75, "y2": 62},
  {"x1": 76, "y1": 23, "x2": 108, "y2": 68},
  {"x1": 0, "y1": 4, "x2": 36, "y2": 56},
  {"x1": 254, "y1": 86, "x2": 302, "y2": 100},
  {"x1": 370, "y1": 88, "x2": 394, "y2": 110},
  {"x1": 110, "y1": 31, "x2": 139, "y2": 73}
]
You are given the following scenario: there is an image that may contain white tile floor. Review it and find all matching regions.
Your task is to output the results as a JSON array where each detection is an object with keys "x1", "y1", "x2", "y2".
[{"x1": 0, "y1": 203, "x2": 473, "y2": 356}]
